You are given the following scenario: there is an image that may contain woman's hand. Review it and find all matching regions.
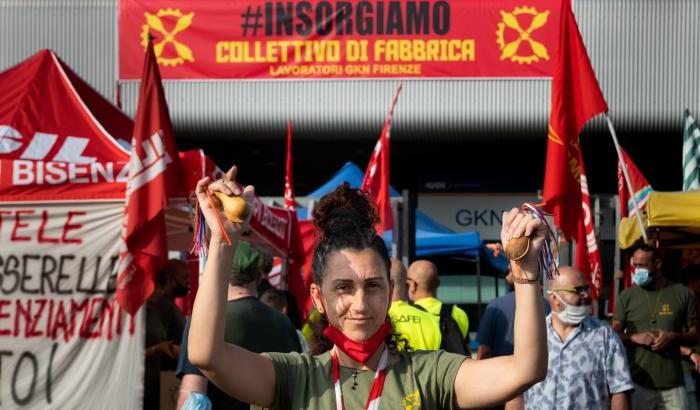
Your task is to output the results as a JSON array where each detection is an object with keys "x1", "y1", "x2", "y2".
[
  {"x1": 194, "y1": 166, "x2": 254, "y2": 243},
  {"x1": 500, "y1": 207, "x2": 548, "y2": 279}
]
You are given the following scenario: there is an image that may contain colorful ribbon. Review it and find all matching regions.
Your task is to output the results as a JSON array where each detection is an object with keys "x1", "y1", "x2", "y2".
[{"x1": 521, "y1": 203, "x2": 559, "y2": 279}]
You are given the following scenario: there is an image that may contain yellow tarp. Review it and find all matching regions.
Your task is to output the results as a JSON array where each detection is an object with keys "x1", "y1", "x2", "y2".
[{"x1": 619, "y1": 191, "x2": 700, "y2": 249}]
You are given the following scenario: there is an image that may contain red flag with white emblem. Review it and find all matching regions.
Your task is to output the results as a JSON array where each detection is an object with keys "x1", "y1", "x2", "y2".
[
  {"x1": 284, "y1": 120, "x2": 296, "y2": 211},
  {"x1": 282, "y1": 120, "x2": 311, "y2": 320},
  {"x1": 361, "y1": 85, "x2": 402, "y2": 234},
  {"x1": 576, "y1": 154, "x2": 603, "y2": 300},
  {"x1": 116, "y1": 39, "x2": 181, "y2": 314}
]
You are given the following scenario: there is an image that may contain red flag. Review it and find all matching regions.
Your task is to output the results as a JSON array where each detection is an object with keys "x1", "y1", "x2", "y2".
[
  {"x1": 542, "y1": 0, "x2": 608, "y2": 240},
  {"x1": 576, "y1": 154, "x2": 603, "y2": 299},
  {"x1": 617, "y1": 147, "x2": 652, "y2": 218},
  {"x1": 282, "y1": 120, "x2": 310, "y2": 320},
  {"x1": 362, "y1": 84, "x2": 402, "y2": 234},
  {"x1": 616, "y1": 147, "x2": 652, "y2": 292},
  {"x1": 284, "y1": 120, "x2": 296, "y2": 211},
  {"x1": 116, "y1": 39, "x2": 181, "y2": 314}
]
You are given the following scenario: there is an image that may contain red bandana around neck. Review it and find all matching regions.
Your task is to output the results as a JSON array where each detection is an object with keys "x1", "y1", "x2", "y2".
[{"x1": 323, "y1": 321, "x2": 392, "y2": 365}]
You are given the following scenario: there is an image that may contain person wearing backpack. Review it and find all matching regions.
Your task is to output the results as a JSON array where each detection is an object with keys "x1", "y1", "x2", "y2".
[{"x1": 408, "y1": 260, "x2": 471, "y2": 356}]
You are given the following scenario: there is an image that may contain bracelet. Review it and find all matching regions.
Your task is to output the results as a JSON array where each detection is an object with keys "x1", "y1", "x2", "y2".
[
  {"x1": 512, "y1": 276, "x2": 541, "y2": 284},
  {"x1": 511, "y1": 264, "x2": 540, "y2": 284}
]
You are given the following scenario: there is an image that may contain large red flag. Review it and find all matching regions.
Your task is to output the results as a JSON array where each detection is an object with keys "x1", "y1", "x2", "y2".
[
  {"x1": 361, "y1": 84, "x2": 402, "y2": 234},
  {"x1": 576, "y1": 154, "x2": 603, "y2": 299},
  {"x1": 116, "y1": 39, "x2": 181, "y2": 314},
  {"x1": 542, "y1": 0, "x2": 608, "y2": 240}
]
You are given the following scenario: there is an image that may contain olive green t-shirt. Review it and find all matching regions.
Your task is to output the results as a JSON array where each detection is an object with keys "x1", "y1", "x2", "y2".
[
  {"x1": 613, "y1": 282, "x2": 697, "y2": 389},
  {"x1": 255, "y1": 350, "x2": 466, "y2": 410}
]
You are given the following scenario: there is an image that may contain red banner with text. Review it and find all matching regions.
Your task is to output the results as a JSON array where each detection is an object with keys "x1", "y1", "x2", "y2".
[{"x1": 119, "y1": 0, "x2": 561, "y2": 80}]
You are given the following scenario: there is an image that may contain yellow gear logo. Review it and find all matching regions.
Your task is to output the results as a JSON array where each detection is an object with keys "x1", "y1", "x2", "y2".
[
  {"x1": 496, "y1": 6, "x2": 550, "y2": 64},
  {"x1": 141, "y1": 9, "x2": 195, "y2": 66},
  {"x1": 402, "y1": 389, "x2": 421, "y2": 410}
]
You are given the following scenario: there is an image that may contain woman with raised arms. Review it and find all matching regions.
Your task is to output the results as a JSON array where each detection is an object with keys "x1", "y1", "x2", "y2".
[{"x1": 188, "y1": 166, "x2": 548, "y2": 409}]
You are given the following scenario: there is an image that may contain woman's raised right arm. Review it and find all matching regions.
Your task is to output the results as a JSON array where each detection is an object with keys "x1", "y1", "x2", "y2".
[
  {"x1": 451, "y1": 208, "x2": 548, "y2": 409},
  {"x1": 187, "y1": 167, "x2": 277, "y2": 408}
]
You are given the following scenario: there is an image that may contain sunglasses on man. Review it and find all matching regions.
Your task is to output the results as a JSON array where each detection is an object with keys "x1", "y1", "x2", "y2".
[{"x1": 550, "y1": 285, "x2": 591, "y2": 295}]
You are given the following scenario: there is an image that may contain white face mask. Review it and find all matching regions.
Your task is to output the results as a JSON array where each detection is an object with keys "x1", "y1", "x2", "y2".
[
  {"x1": 632, "y1": 267, "x2": 653, "y2": 287},
  {"x1": 553, "y1": 292, "x2": 589, "y2": 325}
]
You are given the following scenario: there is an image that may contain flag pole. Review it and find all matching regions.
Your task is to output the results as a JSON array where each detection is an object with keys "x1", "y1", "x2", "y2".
[
  {"x1": 385, "y1": 83, "x2": 403, "y2": 127},
  {"x1": 605, "y1": 114, "x2": 648, "y2": 242}
]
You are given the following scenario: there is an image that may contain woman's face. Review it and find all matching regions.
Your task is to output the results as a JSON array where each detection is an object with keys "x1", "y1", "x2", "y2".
[{"x1": 311, "y1": 248, "x2": 392, "y2": 342}]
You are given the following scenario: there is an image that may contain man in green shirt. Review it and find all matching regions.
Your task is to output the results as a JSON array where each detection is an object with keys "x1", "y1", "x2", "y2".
[
  {"x1": 612, "y1": 244, "x2": 698, "y2": 410},
  {"x1": 176, "y1": 242, "x2": 301, "y2": 409},
  {"x1": 408, "y1": 260, "x2": 471, "y2": 355},
  {"x1": 388, "y1": 259, "x2": 441, "y2": 351}
]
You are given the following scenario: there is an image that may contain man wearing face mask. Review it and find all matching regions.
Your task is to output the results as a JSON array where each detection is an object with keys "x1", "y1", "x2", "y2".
[
  {"x1": 521, "y1": 266, "x2": 633, "y2": 410},
  {"x1": 612, "y1": 244, "x2": 698, "y2": 410}
]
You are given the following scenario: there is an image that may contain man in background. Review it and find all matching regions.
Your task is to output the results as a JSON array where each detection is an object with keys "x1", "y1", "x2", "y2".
[
  {"x1": 145, "y1": 259, "x2": 189, "y2": 409},
  {"x1": 388, "y1": 258, "x2": 441, "y2": 351},
  {"x1": 176, "y1": 242, "x2": 301, "y2": 409},
  {"x1": 261, "y1": 288, "x2": 309, "y2": 353},
  {"x1": 477, "y1": 266, "x2": 551, "y2": 410},
  {"x1": 408, "y1": 260, "x2": 470, "y2": 355}
]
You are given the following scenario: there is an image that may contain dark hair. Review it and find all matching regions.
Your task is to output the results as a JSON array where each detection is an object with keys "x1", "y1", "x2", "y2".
[
  {"x1": 229, "y1": 266, "x2": 260, "y2": 287},
  {"x1": 309, "y1": 183, "x2": 397, "y2": 354},
  {"x1": 260, "y1": 288, "x2": 287, "y2": 312},
  {"x1": 633, "y1": 243, "x2": 660, "y2": 261},
  {"x1": 155, "y1": 259, "x2": 185, "y2": 288},
  {"x1": 311, "y1": 183, "x2": 391, "y2": 284}
]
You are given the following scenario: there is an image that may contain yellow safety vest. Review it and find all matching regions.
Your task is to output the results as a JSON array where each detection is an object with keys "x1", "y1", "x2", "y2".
[
  {"x1": 388, "y1": 301, "x2": 442, "y2": 351},
  {"x1": 414, "y1": 297, "x2": 469, "y2": 339}
]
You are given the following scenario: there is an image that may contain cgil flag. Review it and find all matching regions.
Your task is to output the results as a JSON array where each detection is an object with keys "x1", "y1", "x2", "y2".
[
  {"x1": 576, "y1": 156, "x2": 603, "y2": 299},
  {"x1": 361, "y1": 84, "x2": 402, "y2": 234},
  {"x1": 115, "y1": 39, "x2": 181, "y2": 314},
  {"x1": 283, "y1": 120, "x2": 296, "y2": 211},
  {"x1": 683, "y1": 109, "x2": 700, "y2": 191},
  {"x1": 617, "y1": 146, "x2": 652, "y2": 218},
  {"x1": 282, "y1": 120, "x2": 311, "y2": 321}
]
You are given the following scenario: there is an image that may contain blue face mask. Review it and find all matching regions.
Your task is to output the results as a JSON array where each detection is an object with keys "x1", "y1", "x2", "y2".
[{"x1": 632, "y1": 268, "x2": 652, "y2": 287}]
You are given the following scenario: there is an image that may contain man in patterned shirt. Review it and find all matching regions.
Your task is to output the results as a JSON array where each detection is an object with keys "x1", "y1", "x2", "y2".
[{"x1": 521, "y1": 266, "x2": 633, "y2": 410}]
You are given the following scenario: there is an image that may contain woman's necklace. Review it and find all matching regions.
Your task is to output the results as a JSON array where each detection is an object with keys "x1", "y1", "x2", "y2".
[{"x1": 331, "y1": 347, "x2": 389, "y2": 410}]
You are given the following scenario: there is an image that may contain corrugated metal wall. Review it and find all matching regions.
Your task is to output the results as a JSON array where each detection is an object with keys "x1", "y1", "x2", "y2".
[
  {"x1": 0, "y1": 0, "x2": 117, "y2": 105},
  {"x1": 1, "y1": 0, "x2": 698, "y2": 140}
]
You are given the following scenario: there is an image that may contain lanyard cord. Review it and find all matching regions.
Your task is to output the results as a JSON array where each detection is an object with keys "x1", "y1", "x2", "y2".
[{"x1": 331, "y1": 347, "x2": 389, "y2": 410}]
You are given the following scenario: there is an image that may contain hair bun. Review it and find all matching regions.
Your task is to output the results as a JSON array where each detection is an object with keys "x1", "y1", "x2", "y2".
[{"x1": 312, "y1": 182, "x2": 379, "y2": 235}]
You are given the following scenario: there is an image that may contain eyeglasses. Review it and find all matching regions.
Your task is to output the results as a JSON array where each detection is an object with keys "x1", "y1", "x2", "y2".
[{"x1": 550, "y1": 285, "x2": 590, "y2": 295}]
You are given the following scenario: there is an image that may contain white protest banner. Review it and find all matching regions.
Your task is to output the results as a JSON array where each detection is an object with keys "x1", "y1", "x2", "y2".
[{"x1": 0, "y1": 202, "x2": 143, "y2": 409}]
